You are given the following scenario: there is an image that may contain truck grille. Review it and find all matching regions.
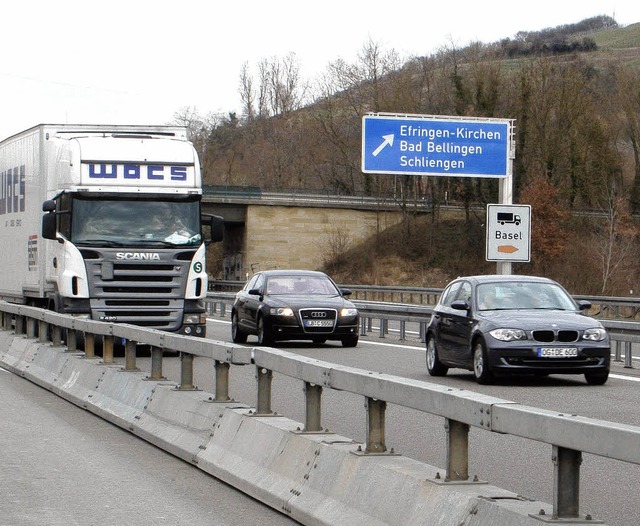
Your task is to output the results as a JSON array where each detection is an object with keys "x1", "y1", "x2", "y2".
[{"x1": 82, "y1": 249, "x2": 195, "y2": 330}]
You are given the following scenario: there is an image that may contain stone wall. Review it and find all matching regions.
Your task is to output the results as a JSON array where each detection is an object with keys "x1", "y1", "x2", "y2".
[{"x1": 238, "y1": 205, "x2": 403, "y2": 278}]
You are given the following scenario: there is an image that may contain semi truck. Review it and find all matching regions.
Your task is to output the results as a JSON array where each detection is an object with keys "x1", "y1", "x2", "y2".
[{"x1": 0, "y1": 124, "x2": 223, "y2": 337}]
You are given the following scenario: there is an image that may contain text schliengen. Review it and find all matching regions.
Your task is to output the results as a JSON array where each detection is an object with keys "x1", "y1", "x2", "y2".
[{"x1": 400, "y1": 156, "x2": 464, "y2": 171}]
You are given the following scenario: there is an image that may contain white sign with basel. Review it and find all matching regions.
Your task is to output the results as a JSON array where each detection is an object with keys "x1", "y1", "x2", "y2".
[{"x1": 486, "y1": 204, "x2": 531, "y2": 262}]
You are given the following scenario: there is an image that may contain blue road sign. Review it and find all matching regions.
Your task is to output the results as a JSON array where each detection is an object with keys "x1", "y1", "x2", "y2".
[{"x1": 362, "y1": 114, "x2": 511, "y2": 177}]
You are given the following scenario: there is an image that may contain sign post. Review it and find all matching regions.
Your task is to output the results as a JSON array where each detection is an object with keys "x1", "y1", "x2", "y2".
[{"x1": 362, "y1": 113, "x2": 517, "y2": 274}]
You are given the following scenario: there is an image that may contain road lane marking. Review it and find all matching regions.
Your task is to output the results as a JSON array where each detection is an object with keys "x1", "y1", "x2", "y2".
[
  {"x1": 610, "y1": 374, "x2": 640, "y2": 382},
  {"x1": 208, "y1": 317, "x2": 640, "y2": 381}
]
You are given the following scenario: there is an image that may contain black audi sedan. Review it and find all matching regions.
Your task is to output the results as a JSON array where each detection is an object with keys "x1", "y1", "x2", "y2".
[
  {"x1": 426, "y1": 275, "x2": 610, "y2": 385},
  {"x1": 231, "y1": 270, "x2": 359, "y2": 347}
]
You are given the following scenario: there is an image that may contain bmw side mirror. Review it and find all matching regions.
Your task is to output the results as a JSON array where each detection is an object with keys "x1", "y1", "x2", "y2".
[
  {"x1": 451, "y1": 300, "x2": 470, "y2": 311},
  {"x1": 248, "y1": 288, "x2": 261, "y2": 296},
  {"x1": 577, "y1": 300, "x2": 592, "y2": 311}
]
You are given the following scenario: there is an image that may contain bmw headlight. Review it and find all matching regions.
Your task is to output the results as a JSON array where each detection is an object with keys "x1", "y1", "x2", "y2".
[
  {"x1": 583, "y1": 327, "x2": 607, "y2": 341},
  {"x1": 270, "y1": 307, "x2": 294, "y2": 317},
  {"x1": 489, "y1": 328, "x2": 526, "y2": 341},
  {"x1": 340, "y1": 308, "x2": 358, "y2": 317}
]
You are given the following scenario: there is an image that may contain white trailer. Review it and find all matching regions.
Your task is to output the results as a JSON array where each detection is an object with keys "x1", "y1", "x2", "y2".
[{"x1": 0, "y1": 124, "x2": 223, "y2": 336}]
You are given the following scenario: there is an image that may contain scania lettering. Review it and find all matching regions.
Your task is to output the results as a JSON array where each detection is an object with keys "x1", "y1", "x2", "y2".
[
  {"x1": 116, "y1": 253, "x2": 161, "y2": 261},
  {"x1": 0, "y1": 124, "x2": 223, "y2": 337}
]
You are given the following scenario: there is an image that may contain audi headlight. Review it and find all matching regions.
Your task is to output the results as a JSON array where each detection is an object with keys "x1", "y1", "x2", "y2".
[
  {"x1": 270, "y1": 307, "x2": 294, "y2": 317},
  {"x1": 583, "y1": 327, "x2": 607, "y2": 341},
  {"x1": 340, "y1": 308, "x2": 358, "y2": 317},
  {"x1": 489, "y1": 328, "x2": 526, "y2": 341}
]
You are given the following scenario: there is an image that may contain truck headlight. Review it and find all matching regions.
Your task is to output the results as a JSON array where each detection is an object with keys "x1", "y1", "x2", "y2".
[{"x1": 184, "y1": 314, "x2": 206, "y2": 324}]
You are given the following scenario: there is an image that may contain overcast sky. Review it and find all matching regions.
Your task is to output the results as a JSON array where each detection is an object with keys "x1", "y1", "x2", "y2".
[{"x1": 1, "y1": 1, "x2": 637, "y2": 141}]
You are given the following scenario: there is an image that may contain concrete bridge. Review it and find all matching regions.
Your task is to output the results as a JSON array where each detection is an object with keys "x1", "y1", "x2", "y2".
[{"x1": 201, "y1": 187, "x2": 419, "y2": 280}]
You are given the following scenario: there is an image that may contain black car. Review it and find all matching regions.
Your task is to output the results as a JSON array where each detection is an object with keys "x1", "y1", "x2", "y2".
[
  {"x1": 231, "y1": 270, "x2": 360, "y2": 347},
  {"x1": 425, "y1": 275, "x2": 610, "y2": 385}
]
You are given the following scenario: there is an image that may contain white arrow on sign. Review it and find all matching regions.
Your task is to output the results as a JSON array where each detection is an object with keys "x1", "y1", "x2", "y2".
[{"x1": 372, "y1": 134, "x2": 394, "y2": 157}]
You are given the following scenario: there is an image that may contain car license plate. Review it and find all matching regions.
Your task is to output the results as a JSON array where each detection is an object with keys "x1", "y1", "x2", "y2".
[
  {"x1": 305, "y1": 320, "x2": 334, "y2": 328},
  {"x1": 536, "y1": 347, "x2": 578, "y2": 358}
]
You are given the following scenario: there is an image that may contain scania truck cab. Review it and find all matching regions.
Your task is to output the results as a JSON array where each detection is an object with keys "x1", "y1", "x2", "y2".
[{"x1": 1, "y1": 124, "x2": 222, "y2": 337}]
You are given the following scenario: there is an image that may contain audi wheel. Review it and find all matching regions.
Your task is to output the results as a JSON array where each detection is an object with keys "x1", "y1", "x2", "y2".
[
  {"x1": 231, "y1": 312, "x2": 247, "y2": 343},
  {"x1": 257, "y1": 315, "x2": 273, "y2": 346}
]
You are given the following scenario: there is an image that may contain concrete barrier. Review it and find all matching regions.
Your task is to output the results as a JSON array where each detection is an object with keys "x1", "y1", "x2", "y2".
[{"x1": 0, "y1": 329, "x2": 587, "y2": 525}]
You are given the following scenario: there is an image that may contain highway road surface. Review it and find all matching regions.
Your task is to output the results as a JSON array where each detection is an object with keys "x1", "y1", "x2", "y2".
[
  {"x1": 2, "y1": 314, "x2": 639, "y2": 526},
  {"x1": 0, "y1": 365, "x2": 297, "y2": 526}
]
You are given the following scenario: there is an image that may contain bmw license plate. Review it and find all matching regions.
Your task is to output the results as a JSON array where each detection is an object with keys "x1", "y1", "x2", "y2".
[
  {"x1": 537, "y1": 347, "x2": 578, "y2": 358},
  {"x1": 304, "y1": 320, "x2": 334, "y2": 328}
]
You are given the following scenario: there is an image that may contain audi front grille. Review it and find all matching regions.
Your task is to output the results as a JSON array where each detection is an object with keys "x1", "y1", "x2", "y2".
[{"x1": 299, "y1": 308, "x2": 338, "y2": 334}]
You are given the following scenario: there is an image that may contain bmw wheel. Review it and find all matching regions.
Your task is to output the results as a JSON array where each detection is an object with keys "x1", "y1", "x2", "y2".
[
  {"x1": 473, "y1": 339, "x2": 494, "y2": 385},
  {"x1": 257, "y1": 315, "x2": 273, "y2": 346},
  {"x1": 585, "y1": 370, "x2": 609, "y2": 385},
  {"x1": 426, "y1": 335, "x2": 448, "y2": 376},
  {"x1": 231, "y1": 312, "x2": 247, "y2": 343}
]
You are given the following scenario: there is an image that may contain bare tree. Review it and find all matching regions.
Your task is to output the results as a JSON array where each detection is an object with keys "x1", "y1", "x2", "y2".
[
  {"x1": 240, "y1": 53, "x2": 308, "y2": 120},
  {"x1": 609, "y1": 66, "x2": 640, "y2": 213},
  {"x1": 321, "y1": 222, "x2": 352, "y2": 271},
  {"x1": 239, "y1": 62, "x2": 255, "y2": 121},
  {"x1": 591, "y1": 181, "x2": 639, "y2": 294}
]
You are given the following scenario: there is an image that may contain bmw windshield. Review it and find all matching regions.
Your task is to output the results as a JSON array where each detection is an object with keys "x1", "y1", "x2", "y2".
[
  {"x1": 476, "y1": 281, "x2": 577, "y2": 311},
  {"x1": 69, "y1": 196, "x2": 202, "y2": 246}
]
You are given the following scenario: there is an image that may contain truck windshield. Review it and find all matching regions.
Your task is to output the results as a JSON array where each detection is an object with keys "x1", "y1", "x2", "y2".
[{"x1": 71, "y1": 198, "x2": 202, "y2": 246}]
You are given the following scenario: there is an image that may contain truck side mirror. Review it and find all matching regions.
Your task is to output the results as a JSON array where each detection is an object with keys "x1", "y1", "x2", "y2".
[
  {"x1": 42, "y1": 200, "x2": 58, "y2": 240},
  {"x1": 202, "y1": 214, "x2": 224, "y2": 244}
]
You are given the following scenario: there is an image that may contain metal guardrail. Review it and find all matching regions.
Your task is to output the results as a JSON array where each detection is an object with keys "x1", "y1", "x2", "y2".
[
  {"x1": 210, "y1": 281, "x2": 640, "y2": 318},
  {"x1": 2, "y1": 301, "x2": 640, "y2": 522},
  {"x1": 205, "y1": 292, "x2": 640, "y2": 366},
  {"x1": 202, "y1": 185, "x2": 434, "y2": 213}
]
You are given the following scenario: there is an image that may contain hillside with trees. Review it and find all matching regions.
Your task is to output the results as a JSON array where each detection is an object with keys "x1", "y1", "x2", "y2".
[{"x1": 175, "y1": 16, "x2": 640, "y2": 296}]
